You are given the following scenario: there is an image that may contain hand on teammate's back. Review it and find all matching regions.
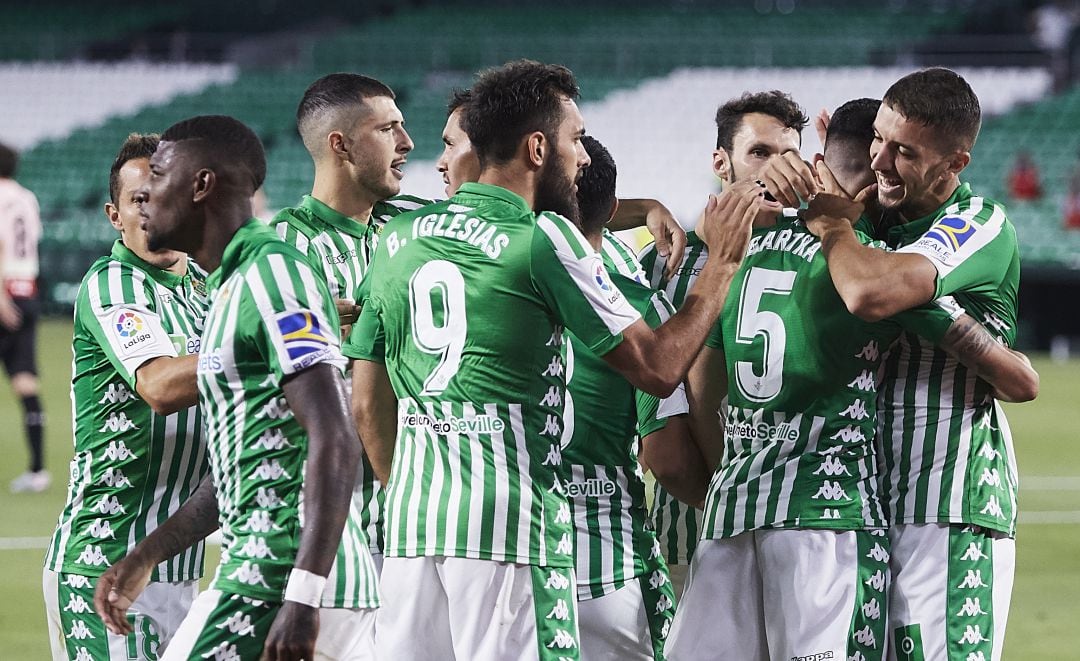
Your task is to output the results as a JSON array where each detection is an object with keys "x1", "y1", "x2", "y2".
[
  {"x1": 696, "y1": 181, "x2": 758, "y2": 264},
  {"x1": 758, "y1": 151, "x2": 819, "y2": 208}
]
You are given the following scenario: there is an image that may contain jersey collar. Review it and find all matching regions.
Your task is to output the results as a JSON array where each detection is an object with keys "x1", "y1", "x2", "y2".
[
  {"x1": 111, "y1": 240, "x2": 186, "y2": 288},
  {"x1": 299, "y1": 195, "x2": 373, "y2": 240},
  {"x1": 454, "y1": 182, "x2": 531, "y2": 214},
  {"x1": 206, "y1": 218, "x2": 265, "y2": 292},
  {"x1": 886, "y1": 182, "x2": 972, "y2": 248}
]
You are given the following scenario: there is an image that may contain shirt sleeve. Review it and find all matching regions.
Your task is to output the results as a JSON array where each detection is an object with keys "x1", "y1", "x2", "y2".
[
  {"x1": 80, "y1": 262, "x2": 178, "y2": 388},
  {"x1": 895, "y1": 204, "x2": 1014, "y2": 299},
  {"x1": 889, "y1": 296, "x2": 964, "y2": 345},
  {"x1": 530, "y1": 212, "x2": 642, "y2": 356},
  {"x1": 244, "y1": 248, "x2": 345, "y2": 378}
]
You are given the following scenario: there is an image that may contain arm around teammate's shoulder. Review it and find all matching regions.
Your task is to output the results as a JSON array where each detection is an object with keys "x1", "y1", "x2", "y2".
[{"x1": 804, "y1": 195, "x2": 938, "y2": 322}]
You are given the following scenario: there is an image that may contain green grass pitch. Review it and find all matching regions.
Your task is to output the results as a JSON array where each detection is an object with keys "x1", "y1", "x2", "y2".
[{"x1": 0, "y1": 319, "x2": 1077, "y2": 658}]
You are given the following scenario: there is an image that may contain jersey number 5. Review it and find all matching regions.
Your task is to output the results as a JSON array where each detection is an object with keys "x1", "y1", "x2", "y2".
[
  {"x1": 734, "y1": 266, "x2": 796, "y2": 403},
  {"x1": 409, "y1": 260, "x2": 467, "y2": 396}
]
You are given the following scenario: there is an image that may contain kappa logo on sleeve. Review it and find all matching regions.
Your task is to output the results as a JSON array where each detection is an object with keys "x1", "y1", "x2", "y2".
[
  {"x1": 113, "y1": 310, "x2": 157, "y2": 356},
  {"x1": 276, "y1": 310, "x2": 334, "y2": 368}
]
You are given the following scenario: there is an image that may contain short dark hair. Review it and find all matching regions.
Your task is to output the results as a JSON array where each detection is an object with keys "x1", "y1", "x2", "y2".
[
  {"x1": 447, "y1": 88, "x2": 472, "y2": 116},
  {"x1": 0, "y1": 143, "x2": 17, "y2": 179},
  {"x1": 109, "y1": 133, "x2": 160, "y2": 205},
  {"x1": 463, "y1": 59, "x2": 580, "y2": 169},
  {"x1": 577, "y1": 136, "x2": 617, "y2": 233},
  {"x1": 883, "y1": 67, "x2": 981, "y2": 152},
  {"x1": 715, "y1": 90, "x2": 808, "y2": 152},
  {"x1": 824, "y1": 98, "x2": 880, "y2": 157},
  {"x1": 161, "y1": 115, "x2": 266, "y2": 192},
  {"x1": 297, "y1": 73, "x2": 395, "y2": 132}
]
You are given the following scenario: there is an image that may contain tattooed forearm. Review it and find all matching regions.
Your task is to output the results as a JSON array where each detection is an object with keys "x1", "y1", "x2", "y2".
[
  {"x1": 941, "y1": 315, "x2": 996, "y2": 363},
  {"x1": 137, "y1": 476, "x2": 219, "y2": 564}
]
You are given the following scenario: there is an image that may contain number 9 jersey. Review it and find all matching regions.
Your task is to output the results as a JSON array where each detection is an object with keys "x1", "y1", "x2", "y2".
[{"x1": 343, "y1": 182, "x2": 642, "y2": 569}]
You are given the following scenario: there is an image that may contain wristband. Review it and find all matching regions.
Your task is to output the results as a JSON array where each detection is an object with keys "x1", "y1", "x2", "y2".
[{"x1": 283, "y1": 568, "x2": 326, "y2": 608}]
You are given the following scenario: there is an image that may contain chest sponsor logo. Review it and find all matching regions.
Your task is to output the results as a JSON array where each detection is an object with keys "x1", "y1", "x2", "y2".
[
  {"x1": 198, "y1": 350, "x2": 224, "y2": 374},
  {"x1": 562, "y1": 475, "x2": 616, "y2": 498},
  {"x1": 169, "y1": 334, "x2": 200, "y2": 356},
  {"x1": 400, "y1": 411, "x2": 505, "y2": 435},
  {"x1": 276, "y1": 310, "x2": 334, "y2": 369},
  {"x1": 114, "y1": 311, "x2": 156, "y2": 355},
  {"x1": 725, "y1": 419, "x2": 800, "y2": 445}
]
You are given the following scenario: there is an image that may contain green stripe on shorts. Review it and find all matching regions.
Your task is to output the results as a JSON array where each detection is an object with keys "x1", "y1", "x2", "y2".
[
  {"x1": 847, "y1": 530, "x2": 889, "y2": 661},
  {"x1": 182, "y1": 591, "x2": 279, "y2": 659},
  {"x1": 637, "y1": 561, "x2": 677, "y2": 661},
  {"x1": 947, "y1": 525, "x2": 995, "y2": 660},
  {"x1": 531, "y1": 565, "x2": 581, "y2": 661}
]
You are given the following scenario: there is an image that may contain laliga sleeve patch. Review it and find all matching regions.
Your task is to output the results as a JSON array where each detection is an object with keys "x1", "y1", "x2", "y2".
[
  {"x1": 113, "y1": 310, "x2": 159, "y2": 356},
  {"x1": 275, "y1": 310, "x2": 335, "y2": 370}
]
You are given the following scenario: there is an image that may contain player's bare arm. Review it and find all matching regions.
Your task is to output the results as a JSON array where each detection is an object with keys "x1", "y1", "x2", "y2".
[
  {"x1": 133, "y1": 354, "x2": 199, "y2": 415},
  {"x1": 940, "y1": 313, "x2": 1040, "y2": 403},
  {"x1": 93, "y1": 475, "x2": 219, "y2": 635},
  {"x1": 640, "y1": 415, "x2": 709, "y2": 508},
  {"x1": 685, "y1": 344, "x2": 726, "y2": 473},
  {"x1": 263, "y1": 362, "x2": 362, "y2": 661},
  {"x1": 603, "y1": 184, "x2": 757, "y2": 396},
  {"x1": 351, "y1": 358, "x2": 397, "y2": 484},
  {"x1": 802, "y1": 194, "x2": 937, "y2": 322},
  {"x1": 607, "y1": 198, "x2": 687, "y2": 277}
]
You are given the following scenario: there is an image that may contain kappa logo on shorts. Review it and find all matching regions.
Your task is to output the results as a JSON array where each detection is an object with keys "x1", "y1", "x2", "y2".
[
  {"x1": 276, "y1": 310, "x2": 334, "y2": 367},
  {"x1": 791, "y1": 652, "x2": 833, "y2": 661}
]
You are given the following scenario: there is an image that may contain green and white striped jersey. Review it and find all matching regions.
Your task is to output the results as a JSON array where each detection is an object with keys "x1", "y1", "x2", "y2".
[
  {"x1": 562, "y1": 230, "x2": 678, "y2": 600},
  {"x1": 638, "y1": 232, "x2": 708, "y2": 564},
  {"x1": 270, "y1": 194, "x2": 430, "y2": 559},
  {"x1": 702, "y1": 218, "x2": 955, "y2": 539},
  {"x1": 881, "y1": 183, "x2": 1021, "y2": 535},
  {"x1": 46, "y1": 241, "x2": 209, "y2": 583},
  {"x1": 198, "y1": 220, "x2": 377, "y2": 607},
  {"x1": 343, "y1": 183, "x2": 642, "y2": 567}
]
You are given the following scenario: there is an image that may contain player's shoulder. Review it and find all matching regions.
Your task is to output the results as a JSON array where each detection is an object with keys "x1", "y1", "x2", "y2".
[
  {"x1": 269, "y1": 206, "x2": 318, "y2": 237},
  {"x1": 940, "y1": 185, "x2": 1011, "y2": 227},
  {"x1": 373, "y1": 194, "x2": 437, "y2": 226},
  {"x1": 534, "y1": 211, "x2": 593, "y2": 258}
]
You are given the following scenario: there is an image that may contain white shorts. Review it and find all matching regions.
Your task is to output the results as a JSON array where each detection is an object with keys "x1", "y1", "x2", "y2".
[
  {"x1": 888, "y1": 523, "x2": 1014, "y2": 661},
  {"x1": 161, "y1": 589, "x2": 377, "y2": 661},
  {"x1": 376, "y1": 555, "x2": 580, "y2": 661},
  {"x1": 578, "y1": 577, "x2": 670, "y2": 661},
  {"x1": 666, "y1": 529, "x2": 890, "y2": 661},
  {"x1": 44, "y1": 569, "x2": 196, "y2": 661}
]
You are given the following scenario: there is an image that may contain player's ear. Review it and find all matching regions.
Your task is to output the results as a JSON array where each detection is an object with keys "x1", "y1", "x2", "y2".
[
  {"x1": 606, "y1": 198, "x2": 619, "y2": 224},
  {"x1": 944, "y1": 150, "x2": 971, "y2": 177},
  {"x1": 712, "y1": 148, "x2": 731, "y2": 182},
  {"x1": 104, "y1": 202, "x2": 122, "y2": 230},
  {"x1": 527, "y1": 132, "x2": 546, "y2": 168},
  {"x1": 192, "y1": 169, "x2": 215, "y2": 203},
  {"x1": 327, "y1": 131, "x2": 347, "y2": 160}
]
